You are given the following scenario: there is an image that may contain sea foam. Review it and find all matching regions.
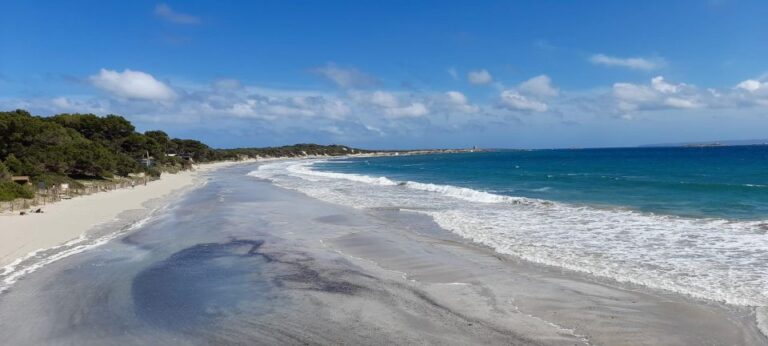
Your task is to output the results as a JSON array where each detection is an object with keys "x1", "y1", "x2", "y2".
[{"x1": 0, "y1": 207, "x2": 160, "y2": 294}]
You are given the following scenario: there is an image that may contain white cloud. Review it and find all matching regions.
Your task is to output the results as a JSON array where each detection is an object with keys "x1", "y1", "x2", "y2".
[
  {"x1": 735, "y1": 79, "x2": 766, "y2": 93},
  {"x1": 605, "y1": 75, "x2": 768, "y2": 114},
  {"x1": 312, "y1": 63, "x2": 378, "y2": 88},
  {"x1": 446, "y1": 91, "x2": 468, "y2": 104},
  {"x1": 651, "y1": 76, "x2": 686, "y2": 93},
  {"x1": 495, "y1": 75, "x2": 559, "y2": 113},
  {"x1": 499, "y1": 90, "x2": 548, "y2": 112},
  {"x1": 353, "y1": 90, "x2": 432, "y2": 118},
  {"x1": 589, "y1": 54, "x2": 664, "y2": 71},
  {"x1": 51, "y1": 97, "x2": 73, "y2": 109},
  {"x1": 155, "y1": 4, "x2": 200, "y2": 24},
  {"x1": 664, "y1": 97, "x2": 699, "y2": 109},
  {"x1": 384, "y1": 102, "x2": 429, "y2": 118},
  {"x1": 49, "y1": 97, "x2": 109, "y2": 114},
  {"x1": 467, "y1": 69, "x2": 493, "y2": 85},
  {"x1": 445, "y1": 91, "x2": 479, "y2": 113},
  {"x1": 370, "y1": 91, "x2": 399, "y2": 108},
  {"x1": 89, "y1": 68, "x2": 177, "y2": 102},
  {"x1": 612, "y1": 76, "x2": 700, "y2": 112},
  {"x1": 154, "y1": 3, "x2": 201, "y2": 25},
  {"x1": 613, "y1": 83, "x2": 657, "y2": 103},
  {"x1": 356, "y1": 90, "x2": 478, "y2": 117},
  {"x1": 223, "y1": 94, "x2": 350, "y2": 120},
  {"x1": 518, "y1": 75, "x2": 559, "y2": 97}
]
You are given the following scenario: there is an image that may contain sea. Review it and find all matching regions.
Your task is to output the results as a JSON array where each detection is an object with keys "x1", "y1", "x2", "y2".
[{"x1": 250, "y1": 146, "x2": 768, "y2": 311}]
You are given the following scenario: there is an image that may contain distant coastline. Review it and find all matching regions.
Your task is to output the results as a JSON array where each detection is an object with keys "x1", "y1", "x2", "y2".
[{"x1": 640, "y1": 138, "x2": 768, "y2": 148}]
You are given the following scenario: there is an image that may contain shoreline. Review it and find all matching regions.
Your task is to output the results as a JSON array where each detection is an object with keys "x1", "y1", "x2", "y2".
[
  {"x1": 0, "y1": 160, "x2": 252, "y2": 269},
  {"x1": 265, "y1": 171, "x2": 767, "y2": 344},
  {"x1": 0, "y1": 161, "x2": 764, "y2": 344},
  {"x1": 255, "y1": 158, "x2": 768, "y2": 342}
]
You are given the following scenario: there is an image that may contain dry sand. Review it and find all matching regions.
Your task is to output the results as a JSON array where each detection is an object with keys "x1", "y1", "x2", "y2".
[{"x1": 0, "y1": 160, "x2": 250, "y2": 268}]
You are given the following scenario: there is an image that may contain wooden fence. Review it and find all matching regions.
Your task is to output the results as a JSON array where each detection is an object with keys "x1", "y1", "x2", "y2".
[{"x1": 0, "y1": 177, "x2": 158, "y2": 214}]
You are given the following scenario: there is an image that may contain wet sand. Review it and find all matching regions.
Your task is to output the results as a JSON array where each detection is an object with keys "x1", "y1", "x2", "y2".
[
  {"x1": 0, "y1": 161, "x2": 249, "y2": 268},
  {"x1": 0, "y1": 163, "x2": 764, "y2": 345}
]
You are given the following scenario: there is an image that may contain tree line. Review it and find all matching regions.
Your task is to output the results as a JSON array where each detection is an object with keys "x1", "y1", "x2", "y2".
[{"x1": 0, "y1": 109, "x2": 366, "y2": 201}]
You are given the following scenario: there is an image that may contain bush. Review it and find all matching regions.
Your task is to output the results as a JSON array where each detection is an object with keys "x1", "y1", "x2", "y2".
[
  {"x1": 145, "y1": 167, "x2": 162, "y2": 178},
  {"x1": 32, "y1": 173, "x2": 84, "y2": 190},
  {"x1": 0, "y1": 161, "x2": 9, "y2": 180},
  {"x1": 0, "y1": 181, "x2": 34, "y2": 201}
]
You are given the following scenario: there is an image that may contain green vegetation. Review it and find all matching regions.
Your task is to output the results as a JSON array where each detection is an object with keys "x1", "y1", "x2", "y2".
[
  {"x1": 0, "y1": 161, "x2": 9, "y2": 180},
  {"x1": 0, "y1": 181, "x2": 33, "y2": 201},
  {"x1": 0, "y1": 109, "x2": 367, "y2": 201},
  {"x1": 0, "y1": 109, "x2": 219, "y2": 200}
]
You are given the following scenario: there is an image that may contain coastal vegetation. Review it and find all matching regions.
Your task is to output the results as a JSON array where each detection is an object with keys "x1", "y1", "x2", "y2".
[{"x1": 0, "y1": 109, "x2": 365, "y2": 201}]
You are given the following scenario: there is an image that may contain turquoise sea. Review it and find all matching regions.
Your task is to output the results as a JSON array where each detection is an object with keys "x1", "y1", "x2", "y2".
[{"x1": 314, "y1": 146, "x2": 768, "y2": 220}]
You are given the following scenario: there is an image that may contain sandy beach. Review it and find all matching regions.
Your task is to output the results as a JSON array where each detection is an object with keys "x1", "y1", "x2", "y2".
[
  {"x1": 0, "y1": 162, "x2": 764, "y2": 345},
  {"x1": 0, "y1": 160, "x2": 249, "y2": 268}
]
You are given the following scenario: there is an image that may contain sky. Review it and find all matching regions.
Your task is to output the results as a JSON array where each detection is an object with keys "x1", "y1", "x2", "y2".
[{"x1": 2, "y1": 1, "x2": 768, "y2": 149}]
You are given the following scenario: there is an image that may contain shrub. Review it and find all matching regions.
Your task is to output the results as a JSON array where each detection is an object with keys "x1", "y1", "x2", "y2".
[
  {"x1": 0, "y1": 161, "x2": 9, "y2": 180},
  {"x1": 145, "y1": 167, "x2": 162, "y2": 178},
  {"x1": 32, "y1": 173, "x2": 84, "y2": 190},
  {"x1": 0, "y1": 181, "x2": 34, "y2": 201}
]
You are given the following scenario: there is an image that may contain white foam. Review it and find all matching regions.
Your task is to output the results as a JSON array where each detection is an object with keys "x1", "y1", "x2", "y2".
[
  {"x1": 757, "y1": 307, "x2": 768, "y2": 338},
  {"x1": 0, "y1": 208, "x2": 159, "y2": 294},
  {"x1": 285, "y1": 162, "x2": 399, "y2": 186},
  {"x1": 403, "y1": 181, "x2": 520, "y2": 203},
  {"x1": 249, "y1": 159, "x2": 768, "y2": 313}
]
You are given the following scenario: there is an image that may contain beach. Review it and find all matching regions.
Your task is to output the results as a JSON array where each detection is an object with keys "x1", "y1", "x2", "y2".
[
  {"x1": 0, "y1": 161, "x2": 764, "y2": 345},
  {"x1": 0, "y1": 161, "x2": 249, "y2": 269}
]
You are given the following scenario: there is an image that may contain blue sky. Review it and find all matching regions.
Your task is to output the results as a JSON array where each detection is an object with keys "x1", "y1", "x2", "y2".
[{"x1": 2, "y1": 1, "x2": 768, "y2": 149}]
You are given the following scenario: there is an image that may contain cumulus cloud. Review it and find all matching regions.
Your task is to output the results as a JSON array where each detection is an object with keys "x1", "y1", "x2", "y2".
[
  {"x1": 384, "y1": 102, "x2": 429, "y2": 118},
  {"x1": 446, "y1": 91, "x2": 468, "y2": 104},
  {"x1": 518, "y1": 75, "x2": 559, "y2": 97},
  {"x1": 612, "y1": 76, "x2": 701, "y2": 112},
  {"x1": 50, "y1": 97, "x2": 110, "y2": 114},
  {"x1": 499, "y1": 90, "x2": 548, "y2": 112},
  {"x1": 369, "y1": 91, "x2": 399, "y2": 108},
  {"x1": 589, "y1": 54, "x2": 664, "y2": 71},
  {"x1": 467, "y1": 69, "x2": 493, "y2": 85},
  {"x1": 604, "y1": 75, "x2": 768, "y2": 114},
  {"x1": 355, "y1": 91, "x2": 431, "y2": 118},
  {"x1": 664, "y1": 97, "x2": 699, "y2": 109},
  {"x1": 312, "y1": 63, "x2": 378, "y2": 88},
  {"x1": 735, "y1": 79, "x2": 767, "y2": 93},
  {"x1": 496, "y1": 75, "x2": 559, "y2": 113},
  {"x1": 154, "y1": 3, "x2": 200, "y2": 24},
  {"x1": 221, "y1": 94, "x2": 350, "y2": 120},
  {"x1": 445, "y1": 91, "x2": 479, "y2": 113},
  {"x1": 89, "y1": 68, "x2": 177, "y2": 102}
]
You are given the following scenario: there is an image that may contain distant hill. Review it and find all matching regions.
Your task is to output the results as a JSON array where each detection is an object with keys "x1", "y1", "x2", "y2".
[{"x1": 640, "y1": 139, "x2": 768, "y2": 148}]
